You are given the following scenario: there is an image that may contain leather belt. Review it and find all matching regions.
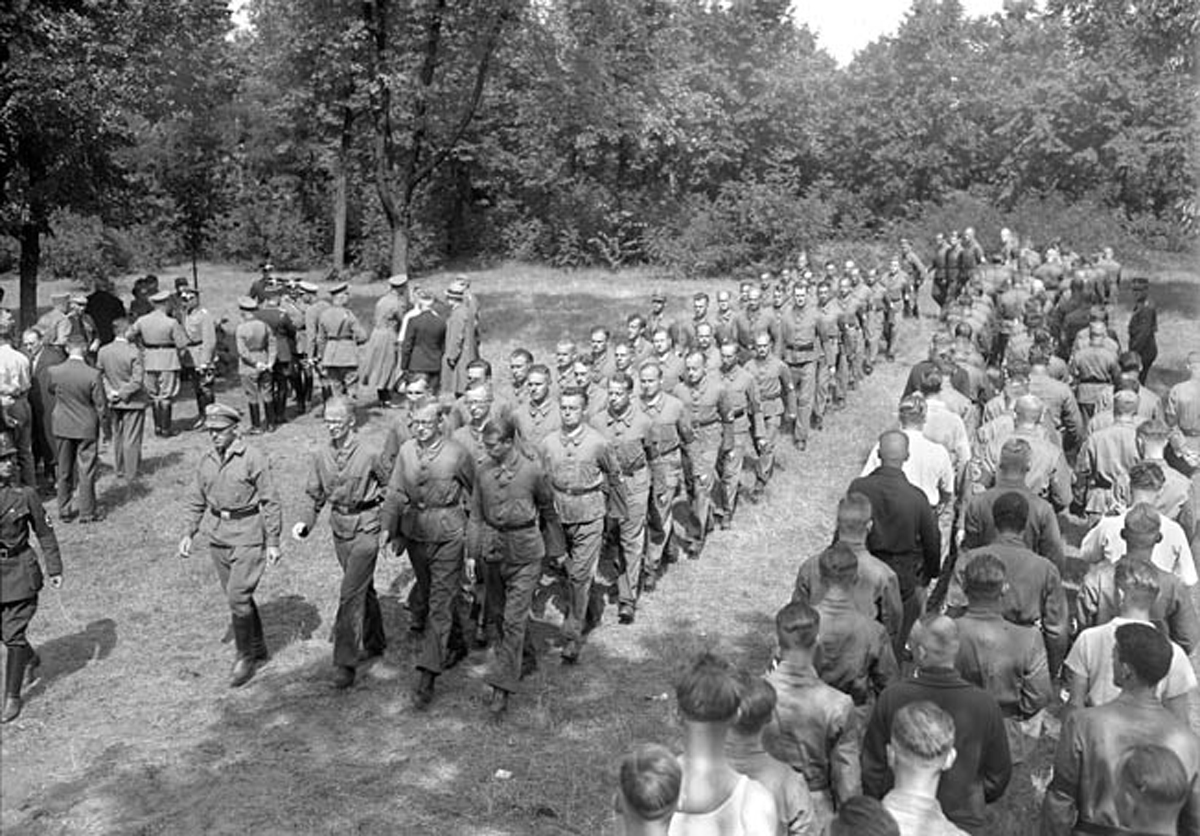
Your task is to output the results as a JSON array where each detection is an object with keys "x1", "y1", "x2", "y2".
[
  {"x1": 144, "y1": 343, "x2": 177, "y2": 349},
  {"x1": 0, "y1": 544, "x2": 25, "y2": 559},
  {"x1": 730, "y1": 408, "x2": 746, "y2": 419},
  {"x1": 556, "y1": 484, "x2": 602, "y2": 496},
  {"x1": 647, "y1": 445, "x2": 679, "y2": 459},
  {"x1": 695, "y1": 417, "x2": 720, "y2": 428},
  {"x1": 209, "y1": 505, "x2": 259, "y2": 521},
  {"x1": 412, "y1": 499, "x2": 459, "y2": 511},
  {"x1": 491, "y1": 518, "x2": 537, "y2": 532},
  {"x1": 332, "y1": 496, "x2": 384, "y2": 515},
  {"x1": 621, "y1": 462, "x2": 647, "y2": 476},
  {"x1": 787, "y1": 342, "x2": 814, "y2": 352}
]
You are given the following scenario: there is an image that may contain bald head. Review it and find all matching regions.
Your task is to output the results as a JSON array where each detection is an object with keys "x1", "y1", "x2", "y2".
[
  {"x1": 911, "y1": 615, "x2": 960, "y2": 668},
  {"x1": 323, "y1": 396, "x2": 353, "y2": 422},
  {"x1": 878, "y1": 430, "x2": 909, "y2": 467},
  {"x1": 1013, "y1": 395, "x2": 1044, "y2": 426}
]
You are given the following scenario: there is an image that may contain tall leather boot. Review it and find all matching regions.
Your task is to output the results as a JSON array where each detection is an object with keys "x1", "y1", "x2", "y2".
[
  {"x1": 229, "y1": 615, "x2": 258, "y2": 688},
  {"x1": 2, "y1": 645, "x2": 29, "y2": 723},
  {"x1": 262, "y1": 402, "x2": 277, "y2": 433},
  {"x1": 162, "y1": 403, "x2": 174, "y2": 437},
  {"x1": 150, "y1": 403, "x2": 162, "y2": 436},
  {"x1": 248, "y1": 601, "x2": 269, "y2": 662},
  {"x1": 247, "y1": 404, "x2": 262, "y2": 435},
  {"x1": 194, "y1": 391, "x2": 210, "y2": 430}
]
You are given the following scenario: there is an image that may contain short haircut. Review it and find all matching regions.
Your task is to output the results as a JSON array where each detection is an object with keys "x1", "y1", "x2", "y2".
[
  {"x1": 609, "y1": 371, "x2": 634, "y2": 392},
  {"x1": 465, "y1": 358, "x2": 492, "y2": 378},
  {"x1": 1114, "y1": 621, "x2": 1172, "y2": 687},
  {"x1": 618, "y1": 743, "x2": 681, "y2": 823},
  {"x1": 992, "y1": 491, "x2": 1029, "y2": 533},
  {"x1": 480, "y1": 411, "x2": 517, "y2": 444},
  {"x1": 837, "y1": 492, "x2": 873, "y2": 536},
  {"x1": 1137, "y1": 419, "x2": 1172, "y2": 444},
  {"x1": 732, "y1": 673, "x2": 777, "y2": 736},
  {"x1": 1129, "y1": 460, "x2": 1165, "y2": 492},
  {"x1": 1119, "y1": 745, "x2": 1191, "y2": 809},
  {"x1": 591, "y1": 326, "x2": 610, "y2": 340},
  {"x1": 818, "y1": 543, "x2": 859, "y2": 587},
  {"x1": 1115, "y1": 557, "x2": 1160, "y2": 608},
  {"x1": 918, "y1": 369, "x2": 943, "y2": 396},
  {"x1": 527, "y1": 363, "x2": 551, "y2": 379},
  {"x1": 828, "y1": 796, "x2": 900, "y2": 836},
  {"x1": 1118, "y1": 351, "x2": 1144, "y2": 373},
  {"x1": 559, "y1": 387, "x2": 588, "y2": 408},
  {"x1": 111, "y1": 317, "x2": 130, "y2": 334},
  {"x1": 65, "y1": 335, "x2": 88, "y2": 352},
  {"x1": 898, "y1": 393, "x2": 927, "y2": 423},
  {"x1": 509, "y1": 347, "x2": 533, "y2": 364},
  {"x1": 891, "y1": 701, "x2": 956, "y2": 761},
  {"x1": 676, "y1": 652, "x2": 741, "y2": 723},
  {"x1": 775, "y1": 600, "x2": 820, "y2": 652},
  {"x1": 964, "y1": 552, "x2": 1006, "y2": 600},
  {"x1": 1028, "y1": 345, "x2": 1051, "y2": 366}
]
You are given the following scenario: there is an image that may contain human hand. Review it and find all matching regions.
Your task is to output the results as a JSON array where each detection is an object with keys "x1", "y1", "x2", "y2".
[
  {"x1": 267, "y1": 546, "x2": 282, "y2": 567},
  {"x1": 291, "y1": 522, "x2": 309, "y2": 541},
  {"x1": 177, "y1": 534, "x2": 193, "y2": 559}
]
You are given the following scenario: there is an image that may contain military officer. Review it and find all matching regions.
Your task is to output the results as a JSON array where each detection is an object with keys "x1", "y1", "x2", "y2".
[
  {"x1": 303, "y1": 285, "x2": 332, "y2": 406},
  {"x1": 178, "y1": 404, "x2": 282, "y2": 688},
  {"x1": 315, "y1": 282, "x2": 367, "y2": 398},
  {"x1": 748, "y1": 331, "x2": 794, "y2": 500},
  {"x1": 130, "y1": 289, "x2": 187, "y2": 436},
  {"x1": 779, "y1": 282, "x2": 822, "y2": 448},
  {"x1": 235, "y1": 297, "x2": 276, "y2": 434},
  {"x1": 716, "y1": 341, "x2": 763, "y2": 528},
  {"x1": 1128, "y1": 277, "x2": 1158, "y2": 384},
  {"x1": 0, "y1": 433, "x2": 62, "y2": 723},
  {"x1": 676, "y1": 350, "x2": 733, "y2": 554},
  {"x1": 179, "y1": 288, "x2": 217, "y2": 430},
  {"x1": 291, "y1": 398, "x2": 389, "y2": 689}
]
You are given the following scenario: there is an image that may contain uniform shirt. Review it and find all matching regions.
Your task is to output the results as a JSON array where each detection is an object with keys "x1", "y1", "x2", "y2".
[
  {"x1": 676, "y1": 375, "x2": 733, "y2": 450},
  {"x1": 719, "y1": 365, "x2": 763, "y2": 437},
  {"x1": 639, "y1": 392, "x2": 697, "y2": 480},
  {"x1": 1075, "y1": 422, "x2": 1140, "y2": 513},
  {"x1": 183, "y1": 307, "x2": 217, "y2": 367},
  {"x1": 980, "y1": 426, "x2": 1072, "y2": 512},
  {"x1": 748, "y1": 355, "x2": 794, "y2": 419},
  {"x1": 815, "y1": 301, "x2": 842, "y2": 367},
  {"x1": 467, "y1": 450, "x2": 565, "y2": 563},
  {"x1": 955, "y1": 608, "x2": 1051, "y2": 720},
  {"x1": 779, "y1": 303, "x2": 822, "y2": 365},
  {"x1": 1079, "y1": 510, "x2": 1196, "y2": 586},
  {"x1": 1028, "y1": 371, "x2": 1084, "y2": 450},
  {"x1": 764, "y1": 660, "x2": 861, "y2": 803},
  {"x1": 182, "y1": 439, "x2": 282, "y2": 548},
  {"x1": 946, "y1": 536, "x2": 1069, "y2": 667},
  {"x1": 235, "y1": 318, "x2": 276, "y2": 375},
  {"x1": 814, "y1": 589, "x2": 899, "y2": 706},
  {"x1": 862, "y1": 667, "x2": 1011, "y2": 832},
  {"x1": 1077, "y1": 558, "x2": 1200, "y2": 654},
  {"x1": 304, "y1": 298, "x2": 331, "y2": 356},
  {"x1": 1144, "y1": 455, "x2": 1197, "y2": 536},
  {"x1": 512, "y1": 398, "x2": 561, "y2": 449},
  {"x1": 653, "y1": 351, "x2": 685, "y2": 393},
  {"x1": 540, "y1": 423, "x2": 623, "y2": 524},
  {"x1": 923, "y1": 398, "x2": 971, "y2": 473},
  {"x1": 0, "y1": 483, "x2": 62, "y2": 603},
  {"x1": 883, "y1": 790, "x2": 970, "y2": 836},
  {"x1": 380, "y1": 436, "x2": 474, "y2": 543},
  {"x1": 316, "y1": 304, "x2": 366, "y2": 368},
  {"x1": 0, "y1": 342, "x2": 32, "y2": 401},
  {"x1": 256, "y1": 306, "x2": 295, "y2": 364},
  {"x1": 299, "y1": 436, "x2": 388, "y2": 539},
  {"x1": 1069, "y1": 345, "x2": 1120, "y2": 405},
  {"x1": 1041, "y1": 692, "x2": 1200, "y2": 836},
  {"x1": 792, "y1": 543, "x2": 903, "y2": 644},
  {"x1": 724, "y1": 736, "x2": 816, "y2": 836},
  {"x1": 1067, "y1": 616, "x2": 1196, "y2": 710},
  {"x1": 861, "y1": 428, "x2": 953, "y2": 507},
  {"x1": 734, "y1": 307, "x2": 779, "y2": 351},
  {"x1": 131, "y1": 309, "x2": 187, "y2": 372},
  {"x1": 591, "y1": 405, "x2": 653, "y2": 481},
  {"x1": 962, "y1": 477, "x2": 1066, "y2": 567},
  {"x1": 1166, "y1": 379, "x2": 1200, "y2": 438}
]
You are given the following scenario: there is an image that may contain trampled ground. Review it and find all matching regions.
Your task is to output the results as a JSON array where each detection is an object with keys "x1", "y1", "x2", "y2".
[{"x1": 1, "y1": 251, "x2": 1197, "y2": 835}]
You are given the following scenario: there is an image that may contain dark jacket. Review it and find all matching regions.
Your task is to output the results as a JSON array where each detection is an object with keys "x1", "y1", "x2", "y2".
[
  {"x1": 401, "y1": 308, "x2": 446, "y2": 375},
  {"x1": 848, "y1": 466, "x2": 940, "y2": 596},
  {"x1": 48, "y1": 357, "x2": 107, "y2": 440},
  {"x1": 0, "y1": 484, "x2": 63, "y2": 603}
]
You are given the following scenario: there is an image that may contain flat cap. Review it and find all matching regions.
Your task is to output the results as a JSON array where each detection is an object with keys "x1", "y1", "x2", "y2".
[
  {"x1": 149, "y1": 290, "x2": 172, "y2": 303},
  {"x1": 329, "y1": 281, "x2": 349, "y2": 295},
  {"x1": 651, "y1": 290, "x2": 666, "y2": 302},
  {"x1": 387, "y1": 273, "x2": 409, "y2": 288},
  {"x1": 204, "y1": 403, "x2": 241, "y2": 429},
  {"x1": 50, "y1": 291, "x2": 70, "y2": 302},
  {"x1": 298, "y1": 280, "x2": 319, "y2": 293},
  {"x1": 174, "y1": 277, "x2": 191, "y2": 289},
  {"x1": 69, "y1": 292, "x2": 88, "y2": 305},
  {"x1": 446, "y1": 280, "x2": 466, "y2": 301},
  {"x1": 237, "y1": 296, "x2": 258, "y2": 311},
  {"x1": 1123, "y1": 503, "x2": 1161, "y2": 537}
]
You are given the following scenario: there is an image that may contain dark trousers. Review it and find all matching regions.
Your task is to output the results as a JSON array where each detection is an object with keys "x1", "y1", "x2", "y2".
[
  {"x1": 1, "y1": 597, "x2": 37, "y2": 648},
  {"x1": 6, "y1": 398, "x2": 35, "y2": 488},
  {"x1": 210, "y1": 542, "x2": 266, "y2": 618},
  {"x1": 55, "y1": 436, "x2": 98, "y2": 517},
  {"x1": 483, "y1": 558, "x2": 540, "y2": 694},
  {"x1": 111, "y1": 407, "x2": 145, "y2": 479},
  {"x1": 413, "y1": 538, "x2": 469, "y2": 674},
  {"x1": 332, "y1": 533, "x2": 385, "y2": 667}
]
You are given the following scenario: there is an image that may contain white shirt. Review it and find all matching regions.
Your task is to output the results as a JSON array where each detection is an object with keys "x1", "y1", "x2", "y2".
[
  {"x1": 923, "y1": 398, "x2": 971, "y2": 472},
  {"x1": 0, "y1": 342, "x2": 32, "y2": 402},
  {"x1": 861, "y1": 427, "x2": 954, "y2": 506},
  {"x1": 1079, "y1": 511, "x2": 1197, "y2": 586},
  {"x1": 1065, "y1": 616, "x2": 1197, "y2": 707}
]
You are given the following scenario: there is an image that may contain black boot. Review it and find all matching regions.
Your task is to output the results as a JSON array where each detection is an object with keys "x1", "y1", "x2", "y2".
[
  {"x1": 249, "y1": 601, "x2": 269, "y2": 662},
  {"x1": 161, "y1": 403, "x2": 174, "y2": 437},
  {"x1": 247, "y1": 405, "x2": 262, "y2": 435},
  {"x1": 229, "y1": 615, "x2": 258, "y2": 688},
  {"x1": 262, "y1": 402, "x2": 277, "y2": 433},
  {"x1": 2, "y1": 645, "x2": 29, "y2": 723},
  {"x1": 414, "y1": 669, "x2": 436, "y2": 708},
  {"x1": 151, "y1": 404, "x2": 163, "y2": 436}
]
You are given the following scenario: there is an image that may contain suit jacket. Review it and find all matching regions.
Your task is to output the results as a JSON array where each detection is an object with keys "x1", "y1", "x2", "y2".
[
  {"x1": 441, "y1": 304, "x2": 477, "y2": 394},
  {"x1": 401, "y1": 308, "x2": 446, "y2": 375},
  {"x1": 48, "y1": 357, "x2": 107, "y2": 440},
  {"x1": 96, "y1": 338, "x2": 148, "y2": 410}
]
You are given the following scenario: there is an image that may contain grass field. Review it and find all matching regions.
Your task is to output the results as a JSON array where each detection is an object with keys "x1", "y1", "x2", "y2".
[{"x1": 0, "y1": 250, "x2": 1198, "y2": 835}]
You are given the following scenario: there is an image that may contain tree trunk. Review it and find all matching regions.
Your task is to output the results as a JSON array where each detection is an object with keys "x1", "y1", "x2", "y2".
[
  {"x1": 332, "y1": 107, "x2": 352, "y2": 275},
  {"x1": 390, "y1": 222, "x2": 409, "y2": 277},
  {"x1": 18, "y1": 222, "x2": 40, "y2": 331}
]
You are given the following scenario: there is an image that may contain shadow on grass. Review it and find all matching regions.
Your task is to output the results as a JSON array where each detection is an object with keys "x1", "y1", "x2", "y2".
[{"x1": 20, "y1": 618, "x2": 117, "y2": 700}]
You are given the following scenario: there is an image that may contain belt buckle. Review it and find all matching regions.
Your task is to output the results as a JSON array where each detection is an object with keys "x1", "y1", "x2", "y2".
[{"x1": 220, "y1": 510, "x2": 232, "y2": 520}]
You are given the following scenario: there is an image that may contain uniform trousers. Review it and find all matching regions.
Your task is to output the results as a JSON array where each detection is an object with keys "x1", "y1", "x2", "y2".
[
  {"x1": 755, "y1": 413, "x2": 781, "y2": 488},
  {"x1": 1, "y1": 597, "x2": 37, "y2": 648},
  {"x1": 325, "y1": 365, "x2": 357, "y2": 397},
  {"x1": 692, "y1": 428, "x2": 723, "y2": 536},
  {"x1": 645, "y1": 459, "x2": 684, "y2": 574},
  {"x1": 788, "y1": 361, "x2": 818, "y2": 441},
  {"x1": 607, "y1": 476, "x2": 649, "y2": 607},
  {"x1": 719, "y1": 431, "x2": 753, "y2": 519},
  {"x1": 240, "y1": 370, "x2": 273, "y2": 408},
  {"x1": 561, "y1": 518, "x2": 605, "y2": 643},
  {"x1": 483, "y1": 556, "x2": 540, "y2": 694},
  {"x1": 55, "y1": 437, "x2": 97, "y2": 517},
  {"x1": 414, "y1": 538, "x2": 470, "y2": 674},
  {"x1": 111, "y1": 407, "x2": 145, "y2": 479},
  {"x1": 5, "y1": 398, "x2": 35, "y2": 487},
  {"x1": 144, "y1": 370, "x2": 180, "y2": 405},
  {"x1": 209, "y1": 541, "x2": 266, "y2": 618},
  {"x1": 332, "y1": 531, "x2": 385, "y2": 668}
]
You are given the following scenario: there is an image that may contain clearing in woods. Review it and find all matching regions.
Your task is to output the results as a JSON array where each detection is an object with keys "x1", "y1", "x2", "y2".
[{"x1": 0, "y1": 251, "x2": 1198, "y2": 835}]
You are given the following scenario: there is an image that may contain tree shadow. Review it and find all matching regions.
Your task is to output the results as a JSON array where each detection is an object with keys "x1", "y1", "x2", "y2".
[
  {"x1": 95, "y1": 475, "x2": 152, "y2": 511},
  {"x1": 137, "y1": 449, "x2": 184, "y2": 478},
  {"x1": 20, "y1": 618, "x2": 117, "y2": 699},
  {"x1": 216, "y1": 594, "x2": 321, "y2": 653}
]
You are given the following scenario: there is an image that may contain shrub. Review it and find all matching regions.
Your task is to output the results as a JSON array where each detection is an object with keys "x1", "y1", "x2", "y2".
[{"x1": 41, "y1": 210, "x2": 137, "y2": 281}]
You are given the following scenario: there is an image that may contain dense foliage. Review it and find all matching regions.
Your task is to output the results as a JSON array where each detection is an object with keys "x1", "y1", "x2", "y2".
[{"x1": 2, "y1": 0, "x2": 1196, "y2": 299}]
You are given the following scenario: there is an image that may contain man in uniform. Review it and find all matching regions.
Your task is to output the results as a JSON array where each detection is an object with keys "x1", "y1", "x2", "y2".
[
  {"x1": 378, "y1": 373, "x2": 428, "y2": 479},
  {"x1": 130, "y1": 289, "x2": 187, "y2": 437},
  {"x1": 815, "y1": 281, "x2": 843, "y2": 415},
  {"x1": 303, "y1": 285, "x2": 332, "y2": 405},
  {"x1": 96, "y1": 318, "x2": 147, "y2": 481},
  {"x1": 1075, "y1": 389, "x2": 1141, "y2": 519},
  {"x1": 675, "y1": 291, "x2": 711, "y2": 353},
  {"x1": 625, "y1": 314, "x2": 652, "y2": 366},
  {"x1": 780, "y1": 281, "x2": 823, "y2": 449},
  {"x1": 315, "y1": 282, "x2": 366, "y2": 399},
  {"x1": 899, "y1": 239, "x2": 927, "y2": 318},
  {"x1": 234, "y1": 297, "x2": 276, "y2": 434},
  {"x1": 541, "y1": 389, "x2": 624, "y2": 663},
  {"x1": 637, "y1": 361, "x2": 696, "y2": 589},
  {"x1": 1165, "y1": 351, "x2": 1200, "y2": 477},
  {"x1": 835, "y1": 277, "x2": 864, "y2": 396},
  {"x1": 592, "y1": 372, "x2": 653, "y2": 624},
  {"x1": 646, "y1": 291, "x2": 672, "y2": 347},
  {"x1": 36, "y1": 293, "x2": 72, "y2": 349},
  {"x1": 748, "y1": 331, "x2": 794, "y2": 500},
  {"x1": 0, "y1": 432, "x2": 62, "y2": 723},
  {"x1": 48, "y1": 337, "x2": 106, "y2": 523},
  {"x1": 512, "y1": 364, "x2": 560, "y2": 448},
  {"x1": 1128, "y1": 277, "x2": 1158, "y2": 383},
  {"x1": 508, "y1": 348, "x2": 533, "y2": 406},
  {"x1": 180, "y1": 288, "x2": 217, "y2": 430},
  {"x1": 1070, "y1": 321, "x2": 1122, "y2": 420},
  {"x1": 716, "y1": 342, "x2": 763, "y2": 528},
  {"x1": 588, "y1": 327, "x2": 616, "y2": 385},
  {"x1": 676, "y1": 350, "x2": 733, "y2": 555},
  {"x1": 467, "y1": 413, "x2": 565, "y2": 720},
  {"x1": 713, "y1": 290, "x2": 738, "y2": 348},
  {"x1": 257, "y1": 287, "x2": 298, "y2": 425},
  {"x1": 1042, "y1": 622, "x2": 1200, "y2": 836},
  {"x1": 733, "y1": 286, "x2": 778, "y2": 362},
  {"x1": 178, "y1": 403, "x2": 282, "y2": 688},
  {"x1": 293, "y1": 397, "x2": 389, "y2": 689},
  {"x1": 649, "y1": 328, "x2": 684, "y2": 393},
  {"x1": 692, "y1": 322, "x2": 721, "y2": 373},
  {"x1": 553, "y1": 339, "x2": 578, "y2": 395},
  {"x1": 442, "y1": 280, "x2": 477, "y2": 397}
]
